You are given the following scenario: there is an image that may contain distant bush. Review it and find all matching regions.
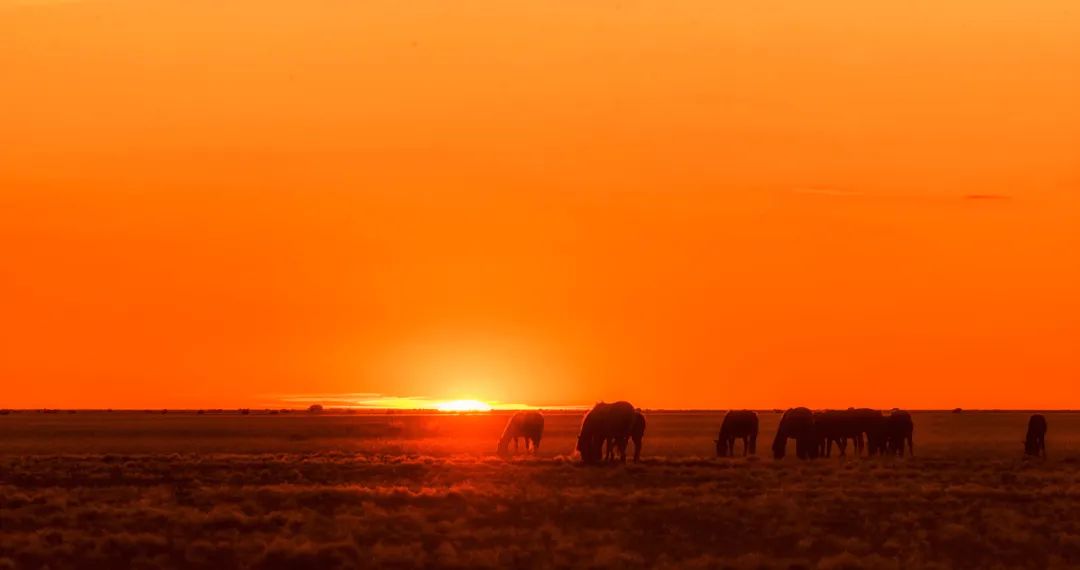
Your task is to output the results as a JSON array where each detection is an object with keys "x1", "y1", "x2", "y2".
[
  {"x1": 239, "y1": 409, "x2": 250, "y2": 416},
  {"x1": 308, "y1": 405, "x2": 324, "y2": 414},
  {"x1": 953, "y1": 408, "x2": 963, "y2": 414}
]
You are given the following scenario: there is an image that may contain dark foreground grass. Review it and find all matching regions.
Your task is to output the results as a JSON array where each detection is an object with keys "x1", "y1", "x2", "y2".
[{"x1": 3, "y1": 453, "x2": 1080, "y2": 569}]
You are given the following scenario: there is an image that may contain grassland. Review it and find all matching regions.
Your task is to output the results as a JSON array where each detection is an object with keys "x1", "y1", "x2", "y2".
[{"x1": 2, "y1": 411, "x2": 1079, "y2": 569}]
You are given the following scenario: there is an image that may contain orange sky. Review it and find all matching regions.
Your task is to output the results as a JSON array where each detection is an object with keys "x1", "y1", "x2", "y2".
[{"x1": 2, "y1": 0, "x2": 1078, "y2": 409}]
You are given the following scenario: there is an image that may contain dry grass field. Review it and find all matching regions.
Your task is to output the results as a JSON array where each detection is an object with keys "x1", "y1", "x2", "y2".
[{"x1": 2, "y1": 411, "x2": 1080, "y2": 569}]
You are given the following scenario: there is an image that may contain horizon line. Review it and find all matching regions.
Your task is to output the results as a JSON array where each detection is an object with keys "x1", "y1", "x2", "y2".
[{"x1": 5, "y1": 407, "x2": 1078, "y2": 413}]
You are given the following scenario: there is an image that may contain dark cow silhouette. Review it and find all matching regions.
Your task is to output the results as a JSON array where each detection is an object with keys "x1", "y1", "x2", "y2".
[
  {"x1": 577, "y1": 401, "x2": 637, "y2": 464},
  {"x1": 605, "y1": 410, "x2": 646, "y2": 462},
  {"x1": 716, "y1": 410, "x2": 759, "y2": 457},
  {"x1": 605, "y1": 409, "x2": 646, "y2": 462},
  {"x1": 847, "y1": 408, "x2": 885, "y2": 456},
  {"x1": 1025, "y1": 414, "x2": 1047, "y2": 457},
  {"x1": 497, "y1": 411, "x2": 545, "y2": 455},
  {"x1": 814, "y1": 410, "x2": 859, "y2": 457},
  {"x1": 772, "y1": 407, "x2": 818, "y2": 459},
  {"x1": 628, "y1": 409, "x2": 646, "y2": 462},
  {"x1": 884, "y1": 409, "x2": 914, "y2": 457}
]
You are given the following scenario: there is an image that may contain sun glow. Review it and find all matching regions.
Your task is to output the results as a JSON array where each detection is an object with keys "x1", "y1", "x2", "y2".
[{"x1": 435, "y1": 399, "x2": 493, "y2": 412}]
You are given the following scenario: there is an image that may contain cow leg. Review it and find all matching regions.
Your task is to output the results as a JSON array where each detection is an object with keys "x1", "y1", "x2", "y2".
[{"x1": 632, "y1": 435, "x2": 642, "y2": 462}]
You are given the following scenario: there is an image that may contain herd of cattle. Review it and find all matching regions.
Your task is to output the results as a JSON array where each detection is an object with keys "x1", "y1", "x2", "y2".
[{"x1": 497, "y1": 404, "x2": 1051, "y2": 463}]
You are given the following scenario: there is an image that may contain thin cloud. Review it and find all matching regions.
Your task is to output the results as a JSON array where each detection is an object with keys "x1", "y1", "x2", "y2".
[
  {"x1": 964, "y1": 194, "x2": 1012, "y2": 200},
  {"x1": 272, "y1": 393, "x2": 571, "y2": 410},
  {"x1": 789, "y1": 187, "x2": 865, "y2": 197},
  {"x1": 8, "y1": 0, "x2": 87, "y2": 5}
]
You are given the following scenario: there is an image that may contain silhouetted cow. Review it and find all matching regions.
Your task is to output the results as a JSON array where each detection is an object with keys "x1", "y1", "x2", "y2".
[
  {"x1": 628, "y1": 409, "x2": 646, "y2": 462},
  {"x1": 609, "y1": 410, "x2": 639, "y2": 462},
  {"x1": 497, "y1": 411, "x2": 545, "y2": 455},
  {"x1": 814, "y1": 410, "x2": 858, "y2": 457},
  {"x1": 772, "y1": 407, "x2": 817, "y2": 459},
  {"x1": 606, "y1": 409, "x2": 646, "y2": 462},
  {"x1": 716, "y1": 410, "x2": 759, "y2": 457},
  {"x1": 884, "y1": 410, "x2": 914, "y2": 457},
  {"x1": 1025, "y1": 414, "x2": 1047, "y2": 458},
  {"x1": 577, "y1": 401, "x2": 637, "y2": 464},
  {"x1": 847, "y1": 408, "x2": 885, "y2": 456}
]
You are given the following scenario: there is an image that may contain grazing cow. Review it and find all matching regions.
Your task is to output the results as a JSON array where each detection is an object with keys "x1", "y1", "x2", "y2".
[
  {"x1": 497, "y1": 411, "x2": 545, "y2": 455},
  {"x1": 628, "y1": 409, "x2": 646, "y2": 462},
  {"x1": 605, "y1": 410, "x2": 646, "y2": 462},
  {"x1": 772, "y1": 407, "x2": 818, "y2": 460},
  {"x1": 577, "y1": 401, "x2": 637, "y2": 464},
  {"x1": 604, "y1": 410, "x2": 646, "y2": 462},
  {"x1": 1025, "y1": 414, "x2": 1047, "y2": 458},
  {"x1": 884, "y1": 410, "x2": 914, "y2": 457},
  {"x1": 814, "y1": 410, "x2": 857, "y2": 458},
  {"x1": 716, "y1": 410, "x2": 759, "y2": 457},
  {"x1": 848, "y1": 408, "x2": 885, "y2": 456}
]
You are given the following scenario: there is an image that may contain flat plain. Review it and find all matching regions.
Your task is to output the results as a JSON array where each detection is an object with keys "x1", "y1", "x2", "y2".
[{"x1": 2, "y1": 411, "x2": 1080, "y2": 569}]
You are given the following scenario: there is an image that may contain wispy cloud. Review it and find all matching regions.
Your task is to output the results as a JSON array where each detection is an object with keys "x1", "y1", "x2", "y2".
[
  {"x1": 7, "y1": 0, "x2": 87, "y2": 6},
  {"x1": 789, "y1": 187, "x2": 1016, "y2": 203},
  {"x1": 271, "y1": 393, "x2": 576, "y2": 410},
  {"x1": 963, "y1": 194, "x2": 1012, "y2": 200},
  {"x1": 789, "y1": 186, "x2": 865, "y2": 197}
]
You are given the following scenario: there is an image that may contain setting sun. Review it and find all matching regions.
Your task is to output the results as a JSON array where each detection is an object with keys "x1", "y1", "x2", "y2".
[{"x1": 435, "y1": 400, "x2": 494, "y2": 413}]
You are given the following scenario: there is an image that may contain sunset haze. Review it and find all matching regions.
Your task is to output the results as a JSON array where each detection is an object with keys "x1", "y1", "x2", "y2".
[{"x1": 3, "y1": 0, "x2": 1078, "y2": 410}]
